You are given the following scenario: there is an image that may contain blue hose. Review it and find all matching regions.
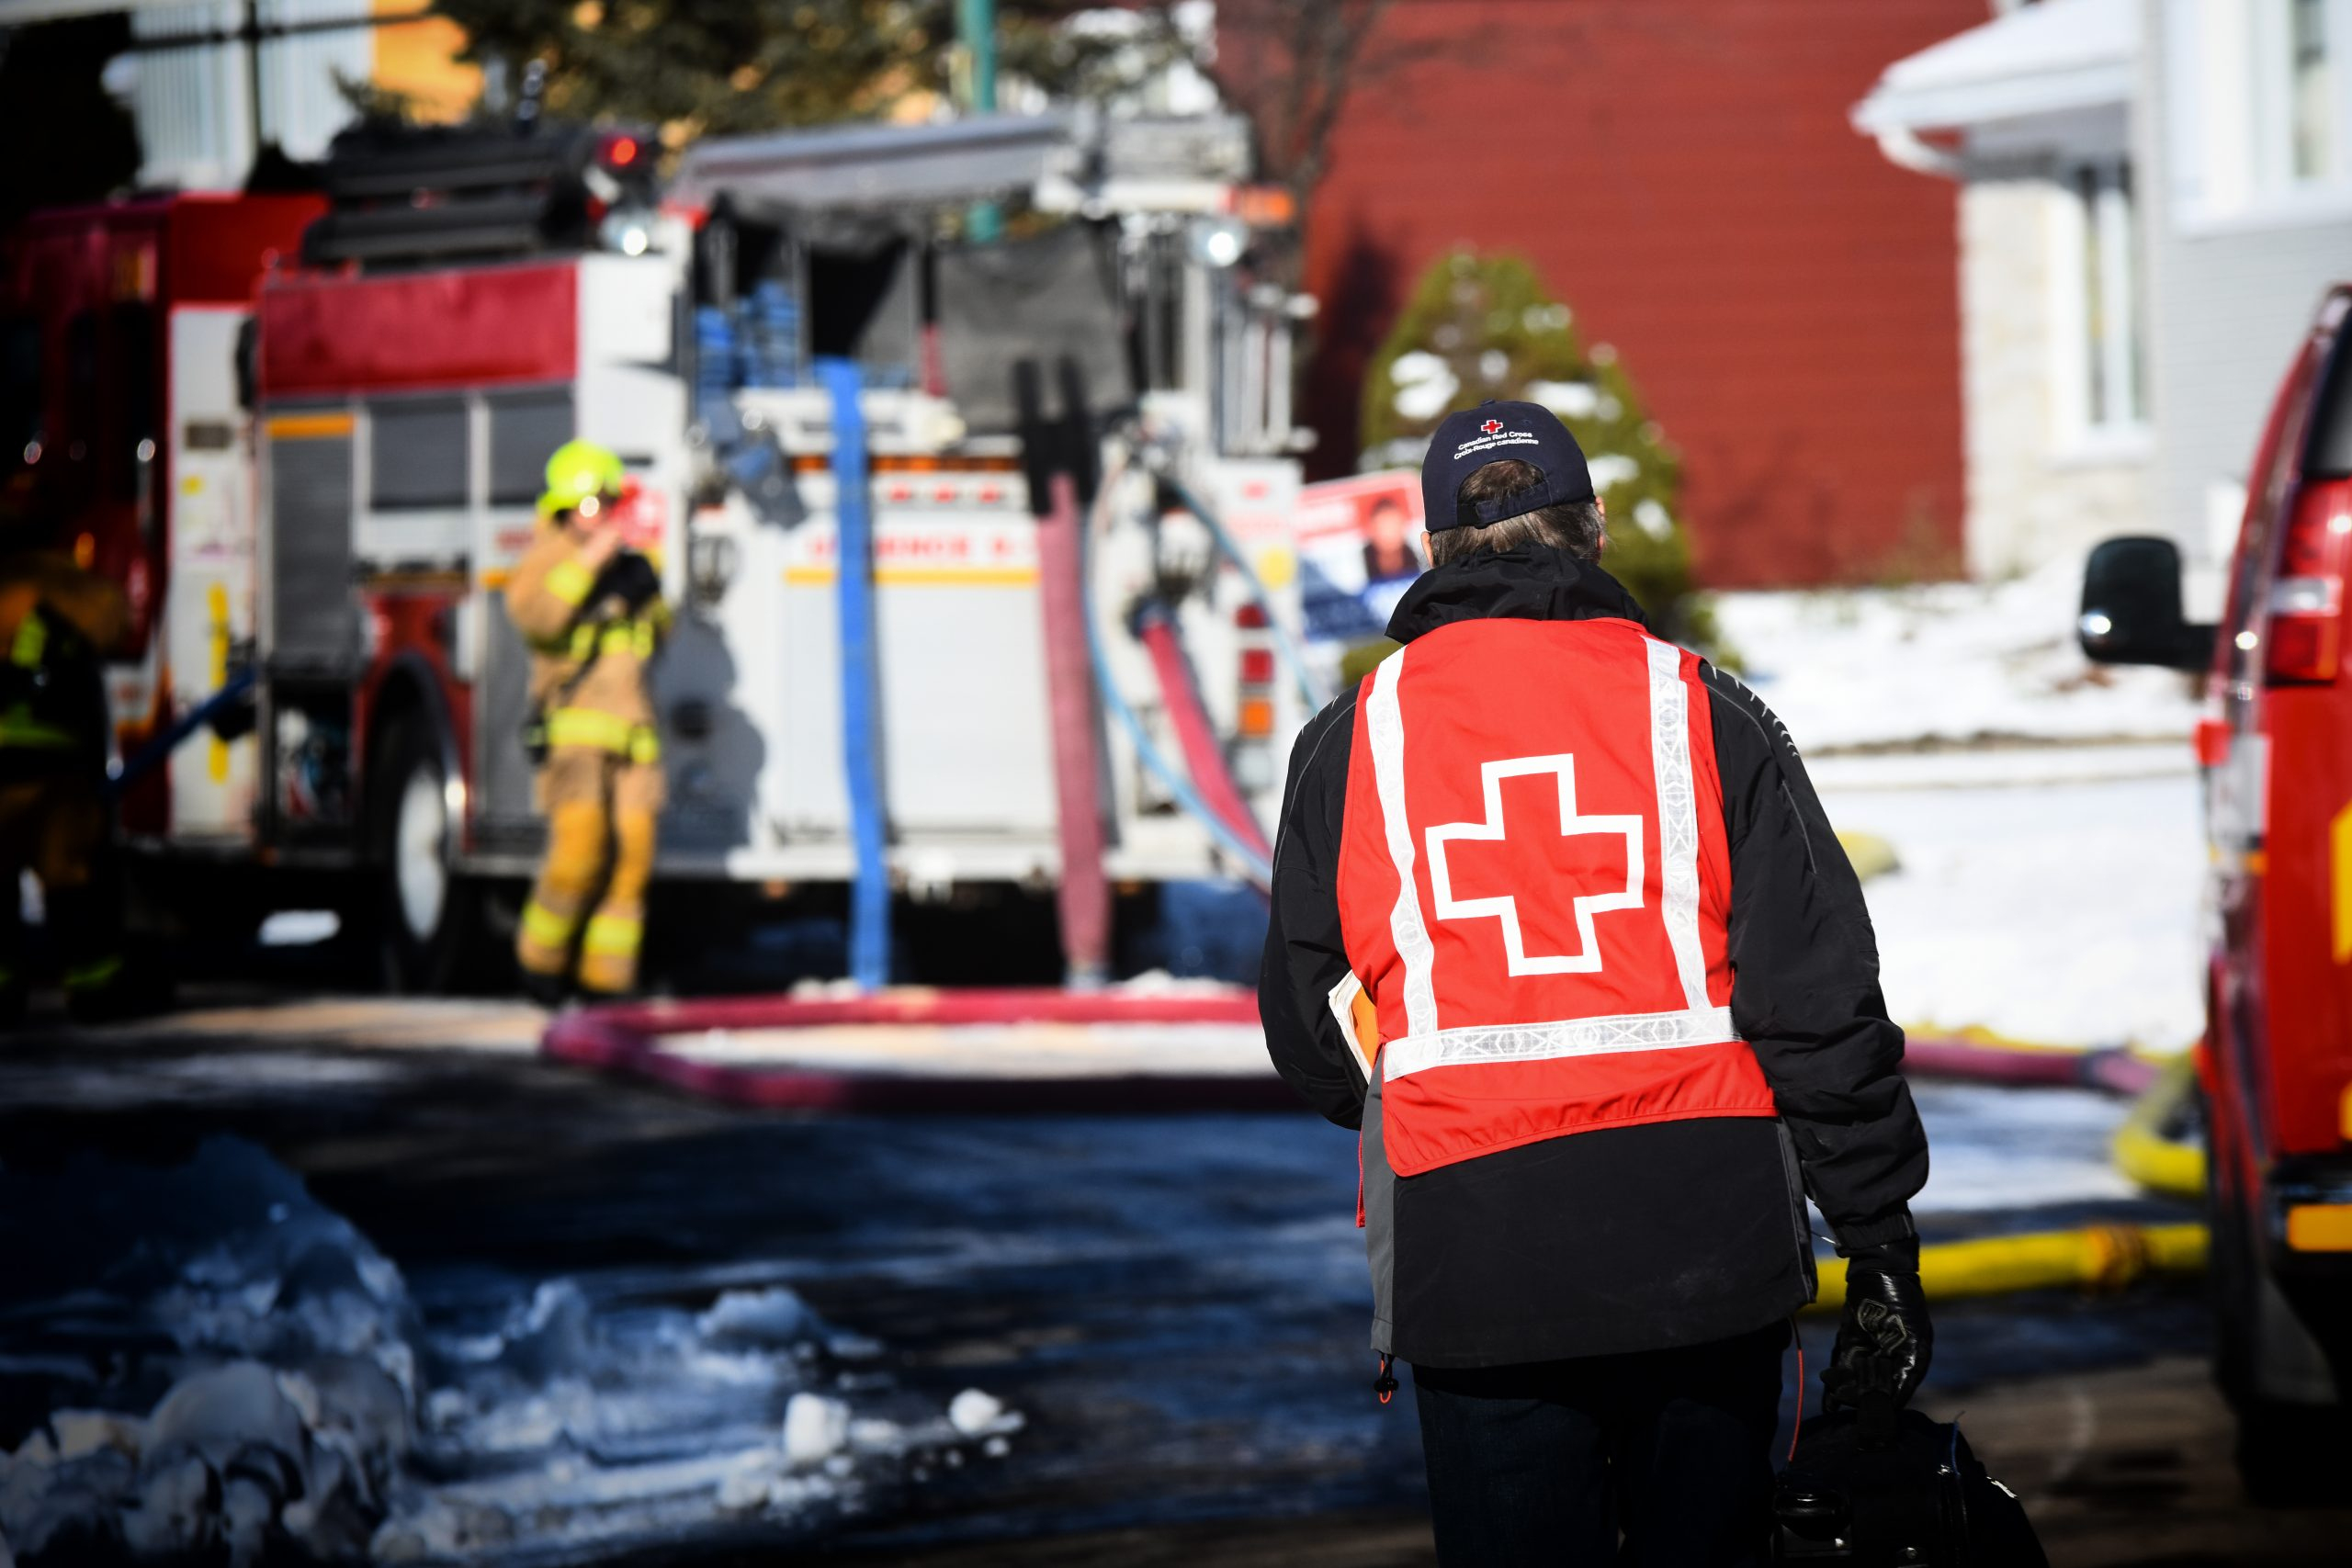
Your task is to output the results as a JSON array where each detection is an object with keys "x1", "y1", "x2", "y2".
[
  {"x1": 103, "y1": 669, "x2": 256, "y2": 801},
  {"x1": 820, "y1": 358, "x2": 893, "y2": 989}
]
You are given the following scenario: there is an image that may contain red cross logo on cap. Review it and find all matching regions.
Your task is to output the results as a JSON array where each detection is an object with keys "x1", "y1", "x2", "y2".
[{"x1": 1480, "y1": 419, "x2": 1504, "y2": 435}]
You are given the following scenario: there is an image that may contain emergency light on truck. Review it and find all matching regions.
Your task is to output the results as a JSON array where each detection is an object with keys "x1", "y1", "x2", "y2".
[{"x1": 2267, "y1": 479, "x2": 2352, "y2": 684}]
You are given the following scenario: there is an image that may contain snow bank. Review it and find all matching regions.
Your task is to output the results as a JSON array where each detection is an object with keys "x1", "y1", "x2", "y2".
[
  {"x1": 1712, "y1": 558, "x2": 2201, "y2": 753},
  {"x1": 0, "y1": 1139, "x2": 1017, "y2": 1565},
  {"x1": 1818, "y1": 768, "x2": 2205, "y2": 1051},
  {"x1": 1714, "y1": 559, "x2": 2209, "y2": 1051}
]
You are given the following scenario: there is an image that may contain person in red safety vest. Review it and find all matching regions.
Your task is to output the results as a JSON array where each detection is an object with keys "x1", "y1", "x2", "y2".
[{"x1": 1259, "y1": 400, "x2": 1931, "y2": 1567}]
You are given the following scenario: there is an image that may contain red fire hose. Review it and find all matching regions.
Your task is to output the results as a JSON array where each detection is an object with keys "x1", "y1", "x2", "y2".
[
  {"x1": 1134, "y1": 605, "x2": 1273, "y2": 866},
  {"x1": 540, "y1": 987, "x2": 1299, "y2": 1113}
]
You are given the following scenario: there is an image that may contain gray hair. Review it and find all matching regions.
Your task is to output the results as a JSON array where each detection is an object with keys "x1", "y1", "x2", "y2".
[{"x1": 1427, "y1": 459, "x2": 1606, "y2": 568}]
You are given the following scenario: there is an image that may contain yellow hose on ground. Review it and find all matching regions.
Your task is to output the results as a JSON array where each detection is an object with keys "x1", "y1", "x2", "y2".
[
  {"x1": 2112, "y1": 1050, "x2": 2208, "y2": 1201},
  {"x1": 1835, "y1": 829, "x2": 1899, "y2": 883},
  {"x1": 1804, "y1": 1050, "x2": 2212, "y2": 1312},
  {"x1": 1806, "y1": 1223, "x2": 2210, "y2": 1313}
]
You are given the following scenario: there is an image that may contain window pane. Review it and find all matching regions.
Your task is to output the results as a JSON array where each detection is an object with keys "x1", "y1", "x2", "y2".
[
  {"x1": 2117, "y1": 166, "x2": 2146, "y2": 424},
  {"x1": 2080, "y1": 168, "x2": 2108, "y2": 426},
  {"x1": 369, "y1": 398, "x2": 468, "y2": 511},
  {"x1": 486, "y1": 389, "x2": 571, "y2": 507},
  {"x1": 2294, "y1": 0, "x2": 2333, "y2": 183}
]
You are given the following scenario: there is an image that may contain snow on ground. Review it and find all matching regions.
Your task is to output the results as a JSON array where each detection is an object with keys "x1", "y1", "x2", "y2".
[
  {"x1": 1820, "y1": 765, "x2": 2207, "y2": 1053},
  {"x1": 0, "y1": 1139, "x2": 1019, "y2": 1565},
  {"x1": 1721, "y1": 568, "x2": 2210, "y2": 1220},
  {"x1": 1712, "y1": 557, "x2": 2202, "y2": 752},
  {"x1": 1708, "y1": 559, "x2": 2211, "y2": 1050},
  {"x1": 1906, "y1": 1083, "x2": 2140, "y2": 1214}
]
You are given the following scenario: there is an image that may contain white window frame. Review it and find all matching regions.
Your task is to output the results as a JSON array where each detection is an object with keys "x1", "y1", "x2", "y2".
[
  {"x1": 2050, "y1": 160, "x2": 2151, "y2": 456},
  {"x1": 2170, "y1": 0, "x2": 2352, "y2": 231}
]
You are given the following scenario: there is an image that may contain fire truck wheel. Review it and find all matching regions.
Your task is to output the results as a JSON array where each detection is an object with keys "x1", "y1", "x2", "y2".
[
  {"x1": 2210, "y1": 1121, "x2": 2352, "y2": 1503},
  {"x1": 369, "y1": 713, "x2": 471, "y2": 993}
]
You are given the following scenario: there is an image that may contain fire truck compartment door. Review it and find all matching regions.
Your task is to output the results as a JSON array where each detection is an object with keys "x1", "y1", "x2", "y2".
[
  {"x1": 167, "y1": 308, "x2": 262, "y2": 839},
  {"x1": 774, "y1": 513, "x2": 1056, "y2": 840},
  {"x1": 473, "y1": 592, "x2": 538, "y2": 834},
  {"x1": 262, "y1": 406, "x2": 360, "y2": 672}
]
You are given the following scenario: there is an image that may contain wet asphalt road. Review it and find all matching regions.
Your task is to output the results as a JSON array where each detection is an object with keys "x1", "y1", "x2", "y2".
[{"x1": 2, "y1": 993, "x2": 2348, "y2": 1565}]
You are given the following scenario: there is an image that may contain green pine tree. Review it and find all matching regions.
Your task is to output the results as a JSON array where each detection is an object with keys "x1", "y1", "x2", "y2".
[{"x1": 1361, "y1": 250, "x2": 1714, "y2": 649}]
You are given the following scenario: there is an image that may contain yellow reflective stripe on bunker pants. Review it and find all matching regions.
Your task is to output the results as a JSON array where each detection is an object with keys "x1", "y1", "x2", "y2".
[
  {"x1": 581, "y1": 913, "x2": 642, "y2": 958},
  {"x1": 545, "y1": 707, "x2": 660, "y2": 761},
  {"x1": 520, "y1": 898, "x2": 579, "y2": 953},
  {"x1": 10, "y1": 614, "x2": 46, "y2": 670}
]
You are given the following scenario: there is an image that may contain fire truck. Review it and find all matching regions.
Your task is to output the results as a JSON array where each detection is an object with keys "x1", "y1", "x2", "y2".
[
  {"x1": 0, "y1": 113, "x2": 1314, "y2": 988},
  {"x1": 2079, "y1": 288, "x2": 2352, "y2": 1491}
]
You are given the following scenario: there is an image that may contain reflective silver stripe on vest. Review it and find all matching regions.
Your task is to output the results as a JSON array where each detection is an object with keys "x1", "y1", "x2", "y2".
[
  {"x1": 1645, "y1": 637, "x2": 1714, "y2": 1014},
  {"x1": 1367, "y1": 649, "x2": 1440, "y2": 1040},
  {"x1": 1383, "y1": 1005, "x2": 1739, "y2": 1081}
]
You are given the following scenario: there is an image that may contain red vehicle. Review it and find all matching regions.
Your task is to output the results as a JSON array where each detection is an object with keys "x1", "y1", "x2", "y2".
[
  {"x1": 0, "y1": 191, "x2": 322, "y2": 859},
  {"x1": 5, "y1": 118, "x2": 1311, "y2": 991},
  {"x1": 2080, "y1": 289, "x2": 2352, "y2": 1489}
]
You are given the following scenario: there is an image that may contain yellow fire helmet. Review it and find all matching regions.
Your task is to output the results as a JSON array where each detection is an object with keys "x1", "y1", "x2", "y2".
[{"x1": 537, "y1": 439, "x2": 627, "y2": 520}]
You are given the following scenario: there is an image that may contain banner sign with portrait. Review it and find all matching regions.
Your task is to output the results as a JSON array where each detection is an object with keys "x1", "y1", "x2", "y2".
[{"x1": 1294, "y1": 470, "x2": 1426, "y2": 654}]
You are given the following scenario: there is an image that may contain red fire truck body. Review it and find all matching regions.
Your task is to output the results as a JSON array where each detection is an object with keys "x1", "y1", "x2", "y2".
[
  {"x1": 4, "y1": 116, "x2": 1311, "y2": 987},
  {"x1": 1, "y1": 192, "x2": 321, "y2": 839}
]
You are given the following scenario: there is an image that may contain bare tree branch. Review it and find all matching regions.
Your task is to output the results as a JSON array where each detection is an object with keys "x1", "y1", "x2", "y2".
[{"x1": 1153, "y1": 0, "x2": 1396, "y2": 198}]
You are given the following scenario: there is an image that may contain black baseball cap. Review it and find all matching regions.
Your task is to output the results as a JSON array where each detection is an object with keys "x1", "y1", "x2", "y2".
[{"x1": 1419, "y1": 400, "x2": 1596, "y2": 532}]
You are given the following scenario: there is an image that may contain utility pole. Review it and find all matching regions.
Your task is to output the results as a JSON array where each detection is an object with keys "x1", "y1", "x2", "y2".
[
  {"x1": 957, "y1": 0, "x2": 1001, "y2": 243},
  {"x1": 243, "y1": 0, "x2": 265, "y2": 173}
]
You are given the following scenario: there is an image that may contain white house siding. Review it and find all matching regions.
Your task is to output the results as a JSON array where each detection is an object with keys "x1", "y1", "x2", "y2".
[
  {"x1": 1961, "y1": 178, "x2": 2155, "y2": 579},
  {"x1": 2141, "y1": 0, "x2": 2352, "y2": 566}
]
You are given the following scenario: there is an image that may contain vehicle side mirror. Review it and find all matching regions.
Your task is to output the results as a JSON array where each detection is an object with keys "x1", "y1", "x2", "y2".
[{"x1": 2080, "y1": 536, "x2": 2216, "y2": 670}]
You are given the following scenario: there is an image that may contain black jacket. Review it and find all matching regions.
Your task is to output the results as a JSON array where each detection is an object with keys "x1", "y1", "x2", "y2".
[{"x1": 1259, "y1": 548, "x2": 1928, "y2": 1368}]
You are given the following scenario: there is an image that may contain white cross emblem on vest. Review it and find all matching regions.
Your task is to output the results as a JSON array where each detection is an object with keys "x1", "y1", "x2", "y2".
[{"x1": 1424, "y1": 753, "x2": 1645, "y2": 976}]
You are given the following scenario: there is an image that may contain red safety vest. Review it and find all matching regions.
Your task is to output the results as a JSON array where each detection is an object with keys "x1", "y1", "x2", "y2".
[{"x1": 1333, "y1": 615, "x2": 1778, "y2": 1178}]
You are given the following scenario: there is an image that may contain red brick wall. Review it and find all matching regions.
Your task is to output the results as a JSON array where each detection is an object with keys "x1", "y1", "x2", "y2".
[{"x1": 1284, "y1": 0, "x2": 1986, "y2": 587}]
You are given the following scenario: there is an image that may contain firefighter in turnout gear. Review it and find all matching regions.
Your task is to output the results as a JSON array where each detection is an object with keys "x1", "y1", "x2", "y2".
[
  {"x1": 0, "y1": 538, "x2": 131, "y2": 1023},
  {"x1": 505, "y1": 441, "x2": 670, "y2": 1002}
]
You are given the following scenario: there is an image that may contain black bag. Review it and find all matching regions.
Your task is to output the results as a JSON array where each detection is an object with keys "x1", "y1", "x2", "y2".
[{"x1": 1771, "y1": 1394, "x2": 2047, "y2": 1566}]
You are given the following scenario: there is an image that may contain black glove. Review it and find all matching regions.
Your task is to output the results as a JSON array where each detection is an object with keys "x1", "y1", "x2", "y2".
[
  {"x1": 1823, "y1": 1261, "x2": 1932, "y2": 1413},
  {"x1": 594, "y1": 550, "x2": 662, "y2": 614}
]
